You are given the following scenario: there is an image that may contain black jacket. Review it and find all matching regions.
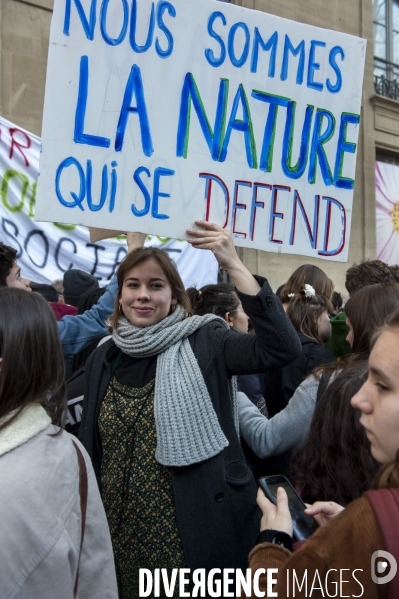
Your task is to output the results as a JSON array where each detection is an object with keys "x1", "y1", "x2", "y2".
[
  {"x1": 263, "y1": 331, "x2": 336, "y2": 417},
  {"x1": 79, "y1": 276, "x2": 301, "y2": 575}
]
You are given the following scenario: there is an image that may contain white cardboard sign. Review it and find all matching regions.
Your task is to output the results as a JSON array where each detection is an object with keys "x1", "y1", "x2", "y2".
[
  {"x1": 36, "y1": 0, "x2": 366, "y2": 261},
  {"x1": 0, "y1": 115, "x2": 218, "y2": 288}
]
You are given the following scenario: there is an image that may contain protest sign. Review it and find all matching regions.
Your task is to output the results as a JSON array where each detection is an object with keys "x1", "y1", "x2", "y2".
[
  {"x1": 36, "y1": 0, "x2": 366, "y2": 262},
  {"x1": 0, "y1": 116, "x2": 218, "y2": 287}
]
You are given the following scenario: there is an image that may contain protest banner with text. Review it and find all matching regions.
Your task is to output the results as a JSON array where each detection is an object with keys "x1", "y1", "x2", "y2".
[
  {"x1": 36, "y1": 0, "x2": 366, "y2": 261},
  {"x1": 0, "y1": 116, "x2": 217, "y2": 287}
]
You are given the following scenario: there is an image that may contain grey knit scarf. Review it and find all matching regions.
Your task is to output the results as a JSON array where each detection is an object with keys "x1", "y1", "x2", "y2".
[{"x1": 112, "y1": 305, "x2": 238, "y2": 467}]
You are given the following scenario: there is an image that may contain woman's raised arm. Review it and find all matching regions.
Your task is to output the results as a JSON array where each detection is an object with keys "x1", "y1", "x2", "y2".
[{"x1": 186, "y1": 221, "x2": 261, "y2": 295}]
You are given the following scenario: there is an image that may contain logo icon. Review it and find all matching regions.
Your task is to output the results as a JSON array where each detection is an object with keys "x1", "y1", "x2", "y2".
[{"x1": 371, "y1": 551, "x2": 397, "y2": 584}]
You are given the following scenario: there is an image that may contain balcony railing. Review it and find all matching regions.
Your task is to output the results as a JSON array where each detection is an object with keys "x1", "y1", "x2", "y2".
[{"x1": 374, "y1": 74, "x2": 399, "y2": 101}]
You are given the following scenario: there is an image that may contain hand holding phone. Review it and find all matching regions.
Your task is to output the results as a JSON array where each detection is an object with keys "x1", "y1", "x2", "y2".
[
  {"x1": 258, "y1": 475, "x2": 319, "y2": 541},
  {"x1": 257, "y1": 486, "x2": 293, "y2": 537}
]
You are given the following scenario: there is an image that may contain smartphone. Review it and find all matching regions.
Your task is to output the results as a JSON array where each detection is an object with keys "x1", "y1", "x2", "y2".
[{"x1": 258, "y1": 475, "x2": 318, "y2": 541}]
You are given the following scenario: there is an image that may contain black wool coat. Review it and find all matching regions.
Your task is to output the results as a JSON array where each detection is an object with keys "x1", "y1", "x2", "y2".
[
  {"x1": 263, "y1": 331, "x2": 336, "y2": 417},
  {"x1": 79, "y1": 276, "x2": 301, "y2": 575}
]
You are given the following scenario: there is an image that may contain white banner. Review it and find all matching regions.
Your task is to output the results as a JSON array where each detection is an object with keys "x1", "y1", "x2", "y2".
[
  {"x1": 37, "y1": 0, "x2": 366, "y2": 262},
  {"x1": 0, "y1": 115, "x2": 218, "y2": 287}
]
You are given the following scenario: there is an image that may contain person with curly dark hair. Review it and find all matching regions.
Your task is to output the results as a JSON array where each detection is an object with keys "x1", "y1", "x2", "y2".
[
  {"x1": 290, "y1": 359, "x2": 379, "y2": 506},
  {"x1": 330, "y1": 290, "x2": 343, "y2": 315},
  {"x1": 345, "y1": 259, "x2": 399, "y2": 296},
  {"x1": 0, "y1": 243, "x2": 31, "y2": 290}
]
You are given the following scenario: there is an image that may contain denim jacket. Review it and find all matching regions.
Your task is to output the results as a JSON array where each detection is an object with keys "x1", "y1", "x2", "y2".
[{"x1": 58, "y1": 274, "x2": 117, "y2": 355}]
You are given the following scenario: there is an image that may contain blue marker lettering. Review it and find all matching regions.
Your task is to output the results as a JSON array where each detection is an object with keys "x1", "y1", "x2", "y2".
[
  {"x1": 327, "y1": 46, "x2": 345, "y2": 93},
  {"x1": 74, "y1": 56, "x2": 111, "y2": 148},
  {"x1": 176, "y1": 73, "x2": 229, "y2": 161},
  {"x1": 308, "y1": 109, "x2": 335, "y2": 186},
  {"x1": 100, "y1": 0, "x2": 128, "y2": 46},
  {"x1": 251, "y1": 91, "x2": 290, "y2": 172},
  {"x1": 282, "y1": 102, "x2": 314, "y2": 179},
  {"x1": 307, "y1": 40, "x2": 326, "y2": 91},
  {"x1": 220, "y1": 84, "x2": 257, "y2": 169},
  {"x1": 109, "y1": 161, "x2": 117, "y2": 212},
  {"x1": 333, "y1": 112, "x2": 359, "y2": 189},
  {"x1": 130, "y1": 0, "x2": 155, "y2": 53},
  {"x1": 55, "y1": 157, "x2": 86, "y2": 211},
  {"x1": 228, "y1": 22, "x2": 250, "y2": 68},
  {"x1": 132, "y1": 166, "x2": 151, "y2": 216},
  {"x1": 86, "y1": 160, "x2": 108, "y2": 211},
  {"x1": 152, "y1": 167, "x2": 174, "y2": 220},
  {"x1": 63, "y1": 0, "x2": 96, "y2": 40},
  {"x1": 250, "y1": 29, "x2": 278, "y2": 77},
  {"x1": 115, "y1": 64, "x2": 154, "y2": 156},
  {"x1": 281, "y1": 35, "x2": 305, "y2": 84},
  {"x1": 205, "y1": 12, "x2": 227, "y2": 67},
  {"x1": 155, "y1": 1, "x2": 176, "y2": 58},
  {"x1": 289, "y1": 191, "x2": 319, "y2": 249}
]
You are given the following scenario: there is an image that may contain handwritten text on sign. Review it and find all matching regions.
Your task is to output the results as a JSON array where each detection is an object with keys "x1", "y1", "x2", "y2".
[{"x1": 36, "y1": 0, "x2": 366, "y2": 261}]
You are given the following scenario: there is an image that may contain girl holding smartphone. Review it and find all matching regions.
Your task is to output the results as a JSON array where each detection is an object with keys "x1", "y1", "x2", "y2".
[{"x1": 250, "y1": 307, "x2": 399, "y2": 598}]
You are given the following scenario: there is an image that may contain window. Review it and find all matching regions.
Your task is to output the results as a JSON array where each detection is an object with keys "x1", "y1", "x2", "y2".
[
  {"x1": 374, "y1": 0, "x2": 399, "y2": 98},
  {"x1": 376, "y1": 149, "x2": 399, "y2": 164}
]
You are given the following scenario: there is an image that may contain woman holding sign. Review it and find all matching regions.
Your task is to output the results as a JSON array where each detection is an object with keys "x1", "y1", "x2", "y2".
[{"x1": 79, "y1": 221, "x2": 301, "y2": 598}]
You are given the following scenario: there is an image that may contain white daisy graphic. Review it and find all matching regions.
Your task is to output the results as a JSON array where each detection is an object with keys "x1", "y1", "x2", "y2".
[{"x1": 376, "y1": 161, "x2": 399, "y2": 265}]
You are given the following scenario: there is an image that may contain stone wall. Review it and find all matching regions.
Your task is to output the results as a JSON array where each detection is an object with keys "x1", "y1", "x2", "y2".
[{"x1": 0, "y1": 0, "x2": 53, "y2": 136}]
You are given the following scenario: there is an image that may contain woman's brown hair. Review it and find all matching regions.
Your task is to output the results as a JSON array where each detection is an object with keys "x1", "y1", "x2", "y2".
[
  {"x1": 292, "y1": 358, "x2": 379, "y2": 505},
  {"x1": 280, "y1": 264, "x2": 334, "y2": 304},
  {"x1": 109, "y1": 247, "x2": 192, "y2": 330},
  {"x1": 286, "y1": 286, "x2": 333, "y2": 344},
  {"x1": 345, "y1": 283, "x2": 399, "y2": 355},
  {"x1": 187, "y1": 283, "x2": 239, "y2": 318},
  {"x1": 0, "y1": 288, "x2": 66, "y2": 433},
  {"x1": 376, "y1": 454, "x2": 399, "y2": 489},
  {"x1": 369, "y1": 307, "x2": 399, "y2": 489}
]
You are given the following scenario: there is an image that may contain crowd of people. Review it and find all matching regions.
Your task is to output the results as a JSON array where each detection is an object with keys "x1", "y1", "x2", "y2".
[{"x1": 0, "y1": 223, "x2": 399, "y2": 598}]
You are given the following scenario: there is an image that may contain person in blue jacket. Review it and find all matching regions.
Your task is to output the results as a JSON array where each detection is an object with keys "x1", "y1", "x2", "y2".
[{"x1": 0, "y1": 233, "x2": 145, "y2": 355}]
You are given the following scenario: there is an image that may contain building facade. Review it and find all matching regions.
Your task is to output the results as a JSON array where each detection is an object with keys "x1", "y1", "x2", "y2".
[{"x1": 0, "y1": 0, "x2": 395, "y2": 292}]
